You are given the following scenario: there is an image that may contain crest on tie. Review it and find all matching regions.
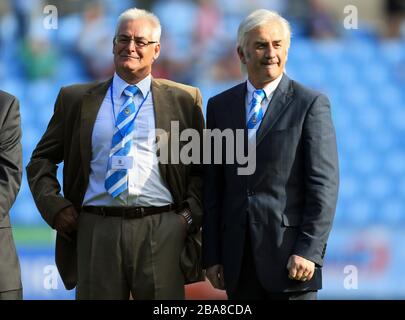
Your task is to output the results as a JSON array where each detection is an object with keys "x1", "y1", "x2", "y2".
[{"x1": 251, "y1": 114, "x2": 257, "y2": 124}]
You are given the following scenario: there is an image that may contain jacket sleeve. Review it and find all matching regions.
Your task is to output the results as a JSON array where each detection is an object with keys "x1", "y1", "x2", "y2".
[
  {"x1": 293, "y1": 94, "x2": 339, "y2": 266},
  {"x1": 26, "y1": 88, "x2": 73, "y2": 228},
  {"x1": 182, "y1": 87, "x2": 205, "y2": 233},
  {"x1": 0, "y1": 94, "x2": 22, "y2": 221},
  {"x1": 202, "y1": 97, "x2": 224, "y2": 268}
]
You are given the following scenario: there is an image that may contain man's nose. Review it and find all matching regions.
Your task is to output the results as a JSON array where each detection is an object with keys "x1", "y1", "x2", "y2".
[
  {"x1": 265, "y1": 46, "x2": 276, "y2": 58},
  {"x1": 126, "y1": 39, "x2": 137, "y2": 51}
]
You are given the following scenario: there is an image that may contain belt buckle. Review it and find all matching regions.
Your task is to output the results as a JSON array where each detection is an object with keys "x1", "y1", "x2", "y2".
[
  {"x1": 100, "y1": 207, "x2": 106, "y2": 217},
  {"x1": 124, "y1": 207, "x2": 145, "y2": 219}
]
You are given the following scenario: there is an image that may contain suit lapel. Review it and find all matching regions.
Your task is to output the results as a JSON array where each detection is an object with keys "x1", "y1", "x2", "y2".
[
  {"x1": 230, "y1": 83, "x2": 248, "y2": 131},
  {"x1": 151, "y1": 79, "x2": 173, "y2": 135},
  {"x1": 256, "y1": 74, "x2": 293, "y2": 146},
  {"x1": 229, "y1": 83, "x2": 248, "y2": 156},
  {"x1": 151, "y1": 79, "x2": 176, "y2": 184},
  {"x1": 80, "y1": 79, "x2": 112, "y2": 183}
]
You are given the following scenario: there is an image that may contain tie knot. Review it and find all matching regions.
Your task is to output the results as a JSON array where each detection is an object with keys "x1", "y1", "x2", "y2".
[
  {"x1": 123, "y1": 85, "x2": 139, "y2": 97},
  {"x1": 253, "y1": 89, "x2": 266, "y2": 102}
]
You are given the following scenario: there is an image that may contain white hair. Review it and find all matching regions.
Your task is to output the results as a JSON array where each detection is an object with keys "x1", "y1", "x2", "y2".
[
  {"x1": 237, "y1": 9, "x2": 291, "y2": 52},
  {"x1": 115, "y1": 8, "x2": 161, "y2": 41}
]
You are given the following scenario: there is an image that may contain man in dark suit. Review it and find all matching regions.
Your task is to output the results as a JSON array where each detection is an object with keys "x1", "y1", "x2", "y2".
[
  {"x1": 0, "y1": 90, "x2": 23, "y2": 300},
  {"x1": 202, "y1": 9, "x2": 339, "y2": 300},
  {"x1": 26, "y1": 8, "x2": 204, "y2": 299}
]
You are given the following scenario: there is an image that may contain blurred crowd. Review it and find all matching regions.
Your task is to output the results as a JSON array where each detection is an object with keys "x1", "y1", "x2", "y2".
[
  {"x1": 1, "y1": 0, "x2": 404, "y2": 299},
  {"x1": 1, "y1": 0, "x2": 404, "y2": 85}
]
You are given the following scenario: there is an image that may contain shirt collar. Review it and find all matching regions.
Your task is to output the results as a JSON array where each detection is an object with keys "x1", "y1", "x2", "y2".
[
  {"x1": 112, "y1": 72, "x2": 152, "y2": 100},
  {"x1": 246, "y1": 72, "x2": 284, "y2": 101}
]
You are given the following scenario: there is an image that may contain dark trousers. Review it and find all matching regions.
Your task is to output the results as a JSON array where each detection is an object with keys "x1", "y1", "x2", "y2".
[{"x1": 227, "y1": 228, "x2": 317, "y2": 300}]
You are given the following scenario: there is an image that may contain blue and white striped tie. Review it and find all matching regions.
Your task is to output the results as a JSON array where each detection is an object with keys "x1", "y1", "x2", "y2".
[
  {"x1": 105, "y1": 85, "x2": 138, "y2": 198},
  {"x1": 247, "y1": 89, "x2": 266, "y2": 130}
]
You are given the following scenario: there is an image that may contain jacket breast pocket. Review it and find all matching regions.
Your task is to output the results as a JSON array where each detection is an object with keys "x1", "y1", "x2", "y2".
[
  {"x1": 270, "y1": 125, "x2": 300, "y2": 134},
  {"x1": 260, "y1": 125, "x2": 302, "y2": 175}
]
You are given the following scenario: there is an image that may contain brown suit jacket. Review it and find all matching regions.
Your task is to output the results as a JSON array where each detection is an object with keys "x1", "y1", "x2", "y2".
[
  {"x1": 0, "y1": 90, "x2": 22, "y2": 293},
  {"x1": 26, "y1": 78, "x2": 205, "y2": 290}
]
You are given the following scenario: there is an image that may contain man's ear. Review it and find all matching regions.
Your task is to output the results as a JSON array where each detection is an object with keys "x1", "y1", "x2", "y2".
[
  {"x1": 237, "y1": 46, "x2": 246, "y2": 64},
  {"x1": 153, "y1": 43, "x2": 161, "y2": 61},
  {"x1": 112, "y1": 38, "x2": 116, "y2": 54}
]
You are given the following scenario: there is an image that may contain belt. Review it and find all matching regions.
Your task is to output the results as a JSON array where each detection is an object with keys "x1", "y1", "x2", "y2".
[{"x1": 82, "y1": 204, "x2": 176, "y2": 219}]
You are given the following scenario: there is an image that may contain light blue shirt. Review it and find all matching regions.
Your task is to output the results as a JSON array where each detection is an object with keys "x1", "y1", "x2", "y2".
[
  {"x1": 245, "y1": 73, "x2": 283, "y2": 120},
  {"x1": 82, "y1": 73, "x2": 173, "y2": 207}
]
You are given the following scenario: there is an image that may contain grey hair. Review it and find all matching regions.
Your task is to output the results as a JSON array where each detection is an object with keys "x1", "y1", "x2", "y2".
[
  {"x1": 237, "y1": 9, "x2": 291, "y2": 52},
  {"x1": 114, "y1": 8, "x2": 161, "y2": 41}
]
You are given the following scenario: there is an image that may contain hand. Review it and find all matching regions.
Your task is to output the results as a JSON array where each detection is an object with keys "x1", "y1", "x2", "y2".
[
  {"x1": 286, "y1": 254, "x2": 315, "y2": 282},
  {"x1": 206, "y1": 264, "x2": 225, "y2": 290},
  {"x1": 178, "y1": 212, "x2": 188, "y2": 240},
  {"x1": 178, "y1": 213, "x2": 188, "y2": 226},
  {"x1": 178, "y1": 208, "x2": 192, "y2": 238},
  {"x1": 53, "y1": 206, "x2": 78, "y2": 242}
]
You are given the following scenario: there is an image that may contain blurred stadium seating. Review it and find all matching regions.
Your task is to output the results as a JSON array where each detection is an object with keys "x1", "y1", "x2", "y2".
[{"x1": 0, "y1": 0, "x2": 404, "y2": 299}]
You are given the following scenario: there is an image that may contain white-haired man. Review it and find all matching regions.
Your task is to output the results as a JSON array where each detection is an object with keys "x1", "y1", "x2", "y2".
[
  {"x1": 27, "y1": 8, "x2": 204, "y2": 299},
  {"x1": 203, "y1": 9, "x2": 339, "y2": 300},
  {"x1": 0, "y1": 90, "x2": 23, "y2": 300}
]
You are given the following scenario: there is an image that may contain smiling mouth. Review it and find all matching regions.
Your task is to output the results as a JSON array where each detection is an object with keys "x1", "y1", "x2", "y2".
[
  {"x1": 262, "y1": 61, "x2": 278, "y2": 66},
  {"x1": 120, "y1": 55, "x2": 139, "y2": 60}
]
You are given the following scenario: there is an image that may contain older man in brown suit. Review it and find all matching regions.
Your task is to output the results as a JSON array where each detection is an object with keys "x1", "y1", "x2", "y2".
[
  {"x1": 26, "y1": 8, "x2": 204, "y2": 300},
  {"x1": 0, "y1": 90, "x2": 23, "y2": 300}
]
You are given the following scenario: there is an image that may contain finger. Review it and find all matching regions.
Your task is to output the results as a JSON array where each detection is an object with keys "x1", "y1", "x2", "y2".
[
  {"x1": 300, "y1": 272, "x2": 309, "y2": 281},
  {"x1": 57, "y1": 219, "x2": 70, "y2": 232},
  {"x1": 65, "y1": 206, "x2": 77, "y2": 216},
  {"x1": 56, "y1": 223, "x2": 69, "y2": 235},
  {"x1": 295, "y1": 266, "x2": 305, "y2": 280},
  {"x1": 64, "y1": 215, "x2": 78, "y2": 231},
  {"x1": 288, "y1": 264, "x2": 298, "y2": 279},
  {"x1": 301, "y1": 264, "x2": 315, "y2": 281},
  {"x1": 61, "y1": 221, "x2": 73, "y2": 234},
  {"x1": 66, "y1": 213, "x2": 77, "y2": 224},
  {"x1": 286, "y1": 257, "x2": 295, "y2": 277},
  {"x1": 59, "y1": 232, "x2": 72, "y2": 242},
  {"x1": 302, "y1": 269, "x2": 311, "y2": 278},
  {"x1": 300, "y1": 274, "x2": 308, "y2": 281},
  {"x1": 304, "y1": 263, "x2": 315, "y2": 280},
  {"x1": 71, "y1": 209, "x2": 79, "y2": 219}
]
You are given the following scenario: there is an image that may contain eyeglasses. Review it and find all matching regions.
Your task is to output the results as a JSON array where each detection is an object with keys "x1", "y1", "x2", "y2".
[{"x1": 114, "y1": 35, "x2": 158, "y2": 48}]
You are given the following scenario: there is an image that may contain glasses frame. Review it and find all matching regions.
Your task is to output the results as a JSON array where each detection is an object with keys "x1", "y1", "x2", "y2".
[{"x1": 114, "y1": 35, "x2": 159, "y2": 48}]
